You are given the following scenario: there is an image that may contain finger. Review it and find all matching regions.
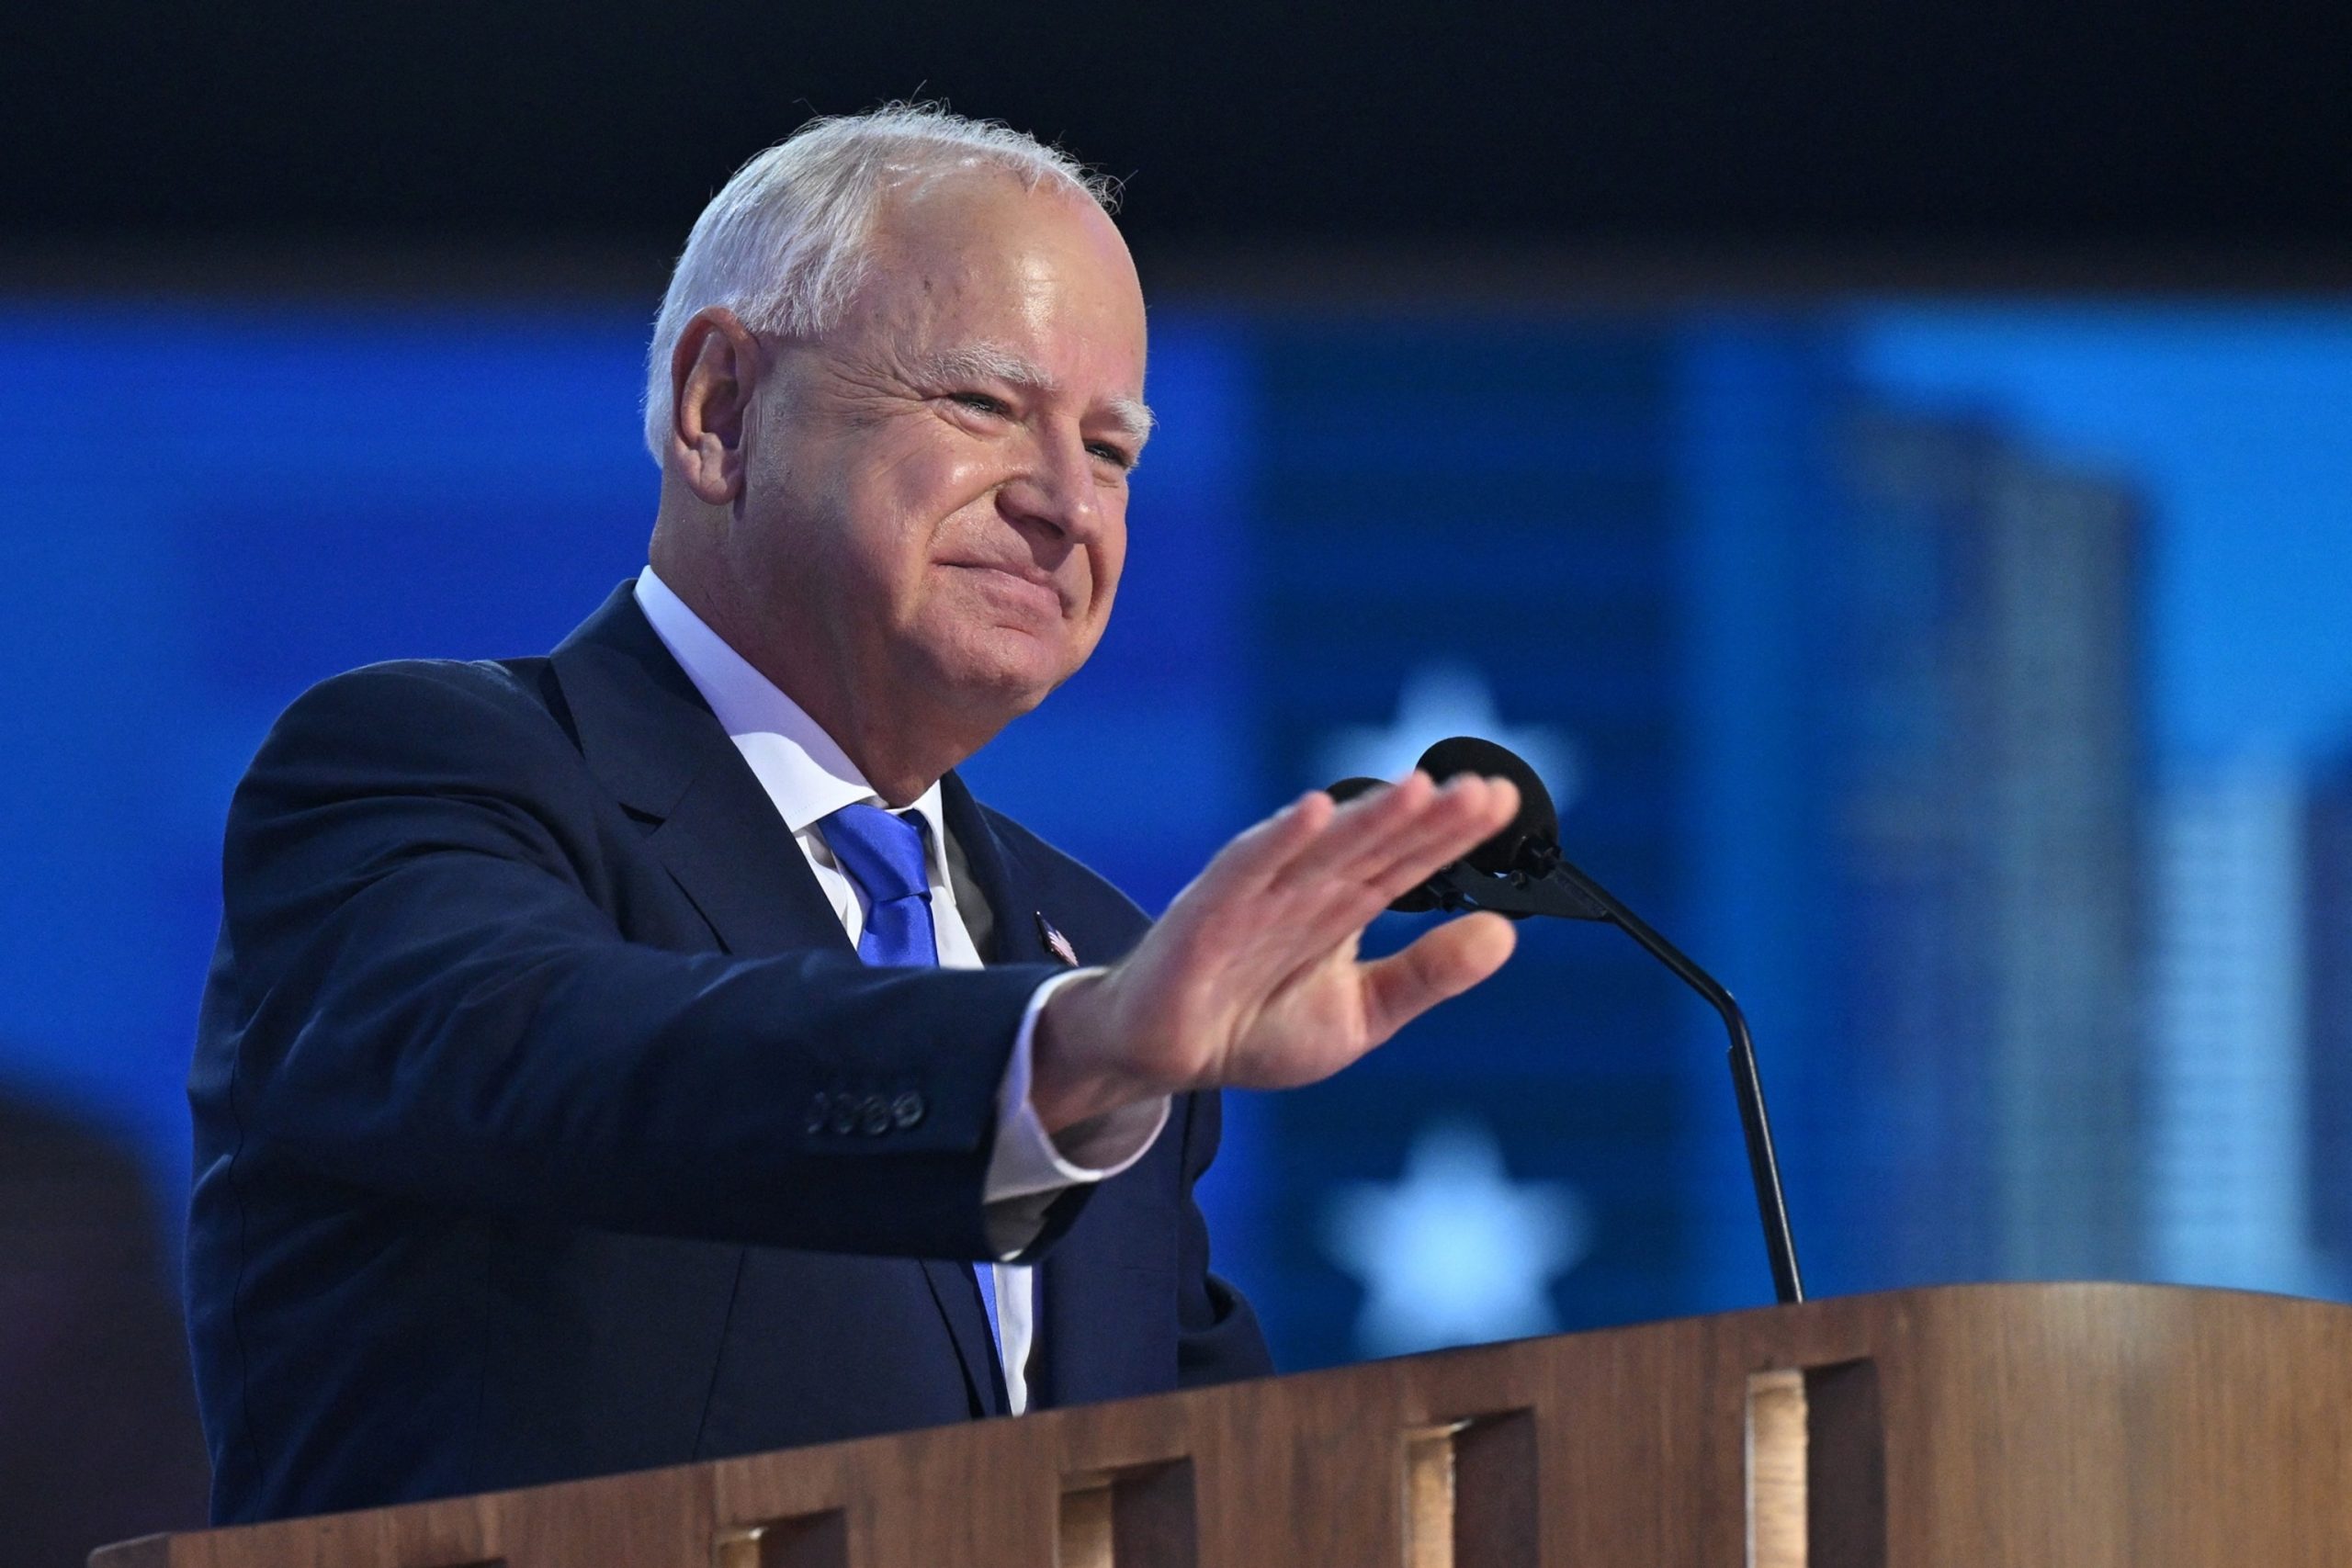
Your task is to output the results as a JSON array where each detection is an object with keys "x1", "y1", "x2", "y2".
[
  {"x1": 1269, "y1": 769, "x2": 1440, "y2": 892},
  {"x1": 1358, "y1": 911, "x2": 1519, "y2": 1044},
  {"x1": 1183, "y1": 787, "x2": 1336, "y2": 903},
  {"x1": 1293, "y1": 773, "x2": 1514, "y2": 911},
  {"x1": 1360, "y1": 774, "x2": 1521, "y2": 905},
  {"x1": 1255, "y1": 776, "x2": 1520, "y2": 964}
]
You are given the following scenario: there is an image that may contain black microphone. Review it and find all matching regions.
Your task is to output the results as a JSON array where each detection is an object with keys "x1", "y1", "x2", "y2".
[
  {"x1": 1325, "y1": 739, "x2": 1805, "y2": 1306},
  {"x1": 1324, "y1": 751, "x2": 1601, "y2": 920},
  {"x1": 1416, "y1": 736, "x2": 1557, "y2": 873}
]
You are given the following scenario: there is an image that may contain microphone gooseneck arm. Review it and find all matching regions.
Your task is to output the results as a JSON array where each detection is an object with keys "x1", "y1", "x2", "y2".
[{"x1": 1419, "y1": 852, "x2": 1806, "y2": 1305}]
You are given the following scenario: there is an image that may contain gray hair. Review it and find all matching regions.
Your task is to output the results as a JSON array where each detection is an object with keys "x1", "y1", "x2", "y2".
[{"x1": 640, "y1": 104, "x2": 1119, "y2": 464}]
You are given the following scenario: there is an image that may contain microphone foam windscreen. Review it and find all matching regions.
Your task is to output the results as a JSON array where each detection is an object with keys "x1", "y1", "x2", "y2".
[{"x1": 1416, "y1": 736, "x2": 1559, "y2": 873}]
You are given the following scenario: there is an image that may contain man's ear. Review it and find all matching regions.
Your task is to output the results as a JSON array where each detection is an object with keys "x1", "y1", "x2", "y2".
[{"x1": 668, "y1": 307, "x2": 762, "y2": 505}]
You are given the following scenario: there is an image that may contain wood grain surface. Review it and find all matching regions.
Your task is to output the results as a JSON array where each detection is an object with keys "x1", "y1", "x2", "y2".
[{"x1": 93, "y1": 1283, "x2": 2352, "y2": 1568}]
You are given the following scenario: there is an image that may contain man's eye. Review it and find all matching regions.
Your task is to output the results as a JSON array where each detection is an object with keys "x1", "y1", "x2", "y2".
[
  {"x1": 1088, "y1": 443, "x2": 1136, "y2": 472},
  {"x1": 950, "y1": 391, "x2": 1007, "y2": 417}
]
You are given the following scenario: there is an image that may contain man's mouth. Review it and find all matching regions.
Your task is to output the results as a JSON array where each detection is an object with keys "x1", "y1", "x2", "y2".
[{"x1": 945, "y1": 562, "x2": 1067, "y2": 616}]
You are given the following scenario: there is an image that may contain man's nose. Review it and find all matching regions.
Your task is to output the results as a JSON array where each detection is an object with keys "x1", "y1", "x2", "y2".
[{"x1": 997, "y1": 427, "x2": 1106, "y2": 544}]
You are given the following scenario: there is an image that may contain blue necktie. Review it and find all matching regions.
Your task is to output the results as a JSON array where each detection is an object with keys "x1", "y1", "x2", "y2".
[{"x1": 820, "y1": 802, "x2": 1006, "y2": 1375}]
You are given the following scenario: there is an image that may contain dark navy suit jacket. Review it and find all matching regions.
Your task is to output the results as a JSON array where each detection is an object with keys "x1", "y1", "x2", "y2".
[{"x1": 187, "y1": 584, "x2": 1271, "y2": 1523}]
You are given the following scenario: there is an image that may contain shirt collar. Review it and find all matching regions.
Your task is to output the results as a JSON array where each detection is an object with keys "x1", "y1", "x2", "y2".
[{"x1": 630, "y1": 567, "x2": 950, "y2": 855}]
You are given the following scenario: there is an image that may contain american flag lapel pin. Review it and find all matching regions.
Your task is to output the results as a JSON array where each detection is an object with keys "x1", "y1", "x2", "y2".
[{"x1": 1034, "y1": 911, "x2": 1080, "y2": 967}]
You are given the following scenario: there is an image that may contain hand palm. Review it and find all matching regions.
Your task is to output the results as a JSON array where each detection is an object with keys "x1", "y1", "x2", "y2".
[{"x1": 1032, "y1": 773, "x2": 1520, "y2": 1131}]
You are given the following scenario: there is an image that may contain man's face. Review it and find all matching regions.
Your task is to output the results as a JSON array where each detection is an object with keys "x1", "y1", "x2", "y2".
[{"x1": 731, "y1": 172, "x2": 1149, "y2": 728}]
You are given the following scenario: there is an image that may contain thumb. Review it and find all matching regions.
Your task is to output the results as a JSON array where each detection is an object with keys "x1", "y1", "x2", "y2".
[{"x1": 1359, "y1": 912, "x2": 1518, "y2": 1045}]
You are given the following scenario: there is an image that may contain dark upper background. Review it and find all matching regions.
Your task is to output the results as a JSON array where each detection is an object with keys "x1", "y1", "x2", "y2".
[{"x1": 5, "y1": 0, "x2": 2348, "y2": 283}]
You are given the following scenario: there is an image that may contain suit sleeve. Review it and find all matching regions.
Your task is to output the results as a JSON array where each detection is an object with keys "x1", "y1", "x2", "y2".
[
  {"x1": 202, "y1": 661, "x2": 1074, "y2": 1261},
  {"x1": 1173, "y1": 1089, "x2": 1275, "y2": 1386}
]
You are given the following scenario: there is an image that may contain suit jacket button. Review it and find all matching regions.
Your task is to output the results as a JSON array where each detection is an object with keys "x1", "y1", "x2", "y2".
[
  {"x1": 891, "y1": 1091, "x2": 925, "y2": 1129},
  {"x1": 858, "y1": 1094, "x2": 891, "y2": 1135},
  {"x1": 805, "y1": 1093, "x2": 831, "y2": 1134},
  {"x1": 828, "y1": 1094, "x2": 859, "y2": 1135}
]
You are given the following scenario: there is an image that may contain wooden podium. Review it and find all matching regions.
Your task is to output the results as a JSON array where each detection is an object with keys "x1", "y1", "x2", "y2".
[{"x1": 95, "y1": 1282, "x2": 2352, "y2": 1567}]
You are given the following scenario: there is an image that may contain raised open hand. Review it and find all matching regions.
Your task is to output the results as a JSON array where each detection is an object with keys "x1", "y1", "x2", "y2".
[{"x1": 1030, "y1": 771, "x2": 1521, "y2": 1133}]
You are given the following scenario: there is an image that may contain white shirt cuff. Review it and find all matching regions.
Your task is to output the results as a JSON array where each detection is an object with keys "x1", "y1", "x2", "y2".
[{"x1": 981, "y1": 966, "x2": 1170, "y2": 1258}]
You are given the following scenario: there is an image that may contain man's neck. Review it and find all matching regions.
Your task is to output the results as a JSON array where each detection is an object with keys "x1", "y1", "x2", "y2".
[{"x1": 643, "y1": 551, "x2": 989, "y2": 807}]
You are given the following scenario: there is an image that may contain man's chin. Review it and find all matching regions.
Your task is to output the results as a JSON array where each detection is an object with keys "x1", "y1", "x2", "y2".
[{"x1": 917, "y1": 632, "x2": 1080, "y2": 721}]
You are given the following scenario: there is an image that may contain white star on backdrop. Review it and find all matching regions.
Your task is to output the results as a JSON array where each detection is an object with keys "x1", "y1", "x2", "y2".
[
  {"x1": 1322, "y1": 1119, "x2": 1593, "y2": 1359},
  {"x1": 1312, "y1": 660, "x2": 1579, "y2": 807}
]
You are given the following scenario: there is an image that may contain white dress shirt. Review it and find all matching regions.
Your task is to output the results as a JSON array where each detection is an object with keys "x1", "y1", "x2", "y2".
[{"x1": 631, "y1": 567, "x2": 1167, "y2": 1414}]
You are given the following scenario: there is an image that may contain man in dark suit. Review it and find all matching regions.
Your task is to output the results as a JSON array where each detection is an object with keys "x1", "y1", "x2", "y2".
[{"x1": 188, "y1": 106, "x2": 1521, "y2": 1523}]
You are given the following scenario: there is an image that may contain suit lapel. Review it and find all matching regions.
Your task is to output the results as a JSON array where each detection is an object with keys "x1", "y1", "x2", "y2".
[
  {"x1": 918, "y1": 1259, "x2": 1008, "y2": 1416},
  {"x1": 941, "y1": 775, "x2": 1055, "y2": 966},
  {"x1": 548, "y1": 584, "x2": 844, "y2": 959},
  {"x1": 649, "y1": 766, "x2": 844, "y2": 959},
  {"x1": 944, "y1": 774, "x2": 1113, "y2": 1411},
  {"x1": 934, "y1": 773, "x2": 1040, "y2": 1415},
  {"x1": 548, "y1": 586, "x2": 1006, "y2": 1416}
]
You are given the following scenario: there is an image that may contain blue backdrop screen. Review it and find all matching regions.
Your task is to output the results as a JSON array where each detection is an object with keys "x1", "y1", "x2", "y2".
[{"x1": 6, "y1": 297, "x2": 2352, "y2": 1376}]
